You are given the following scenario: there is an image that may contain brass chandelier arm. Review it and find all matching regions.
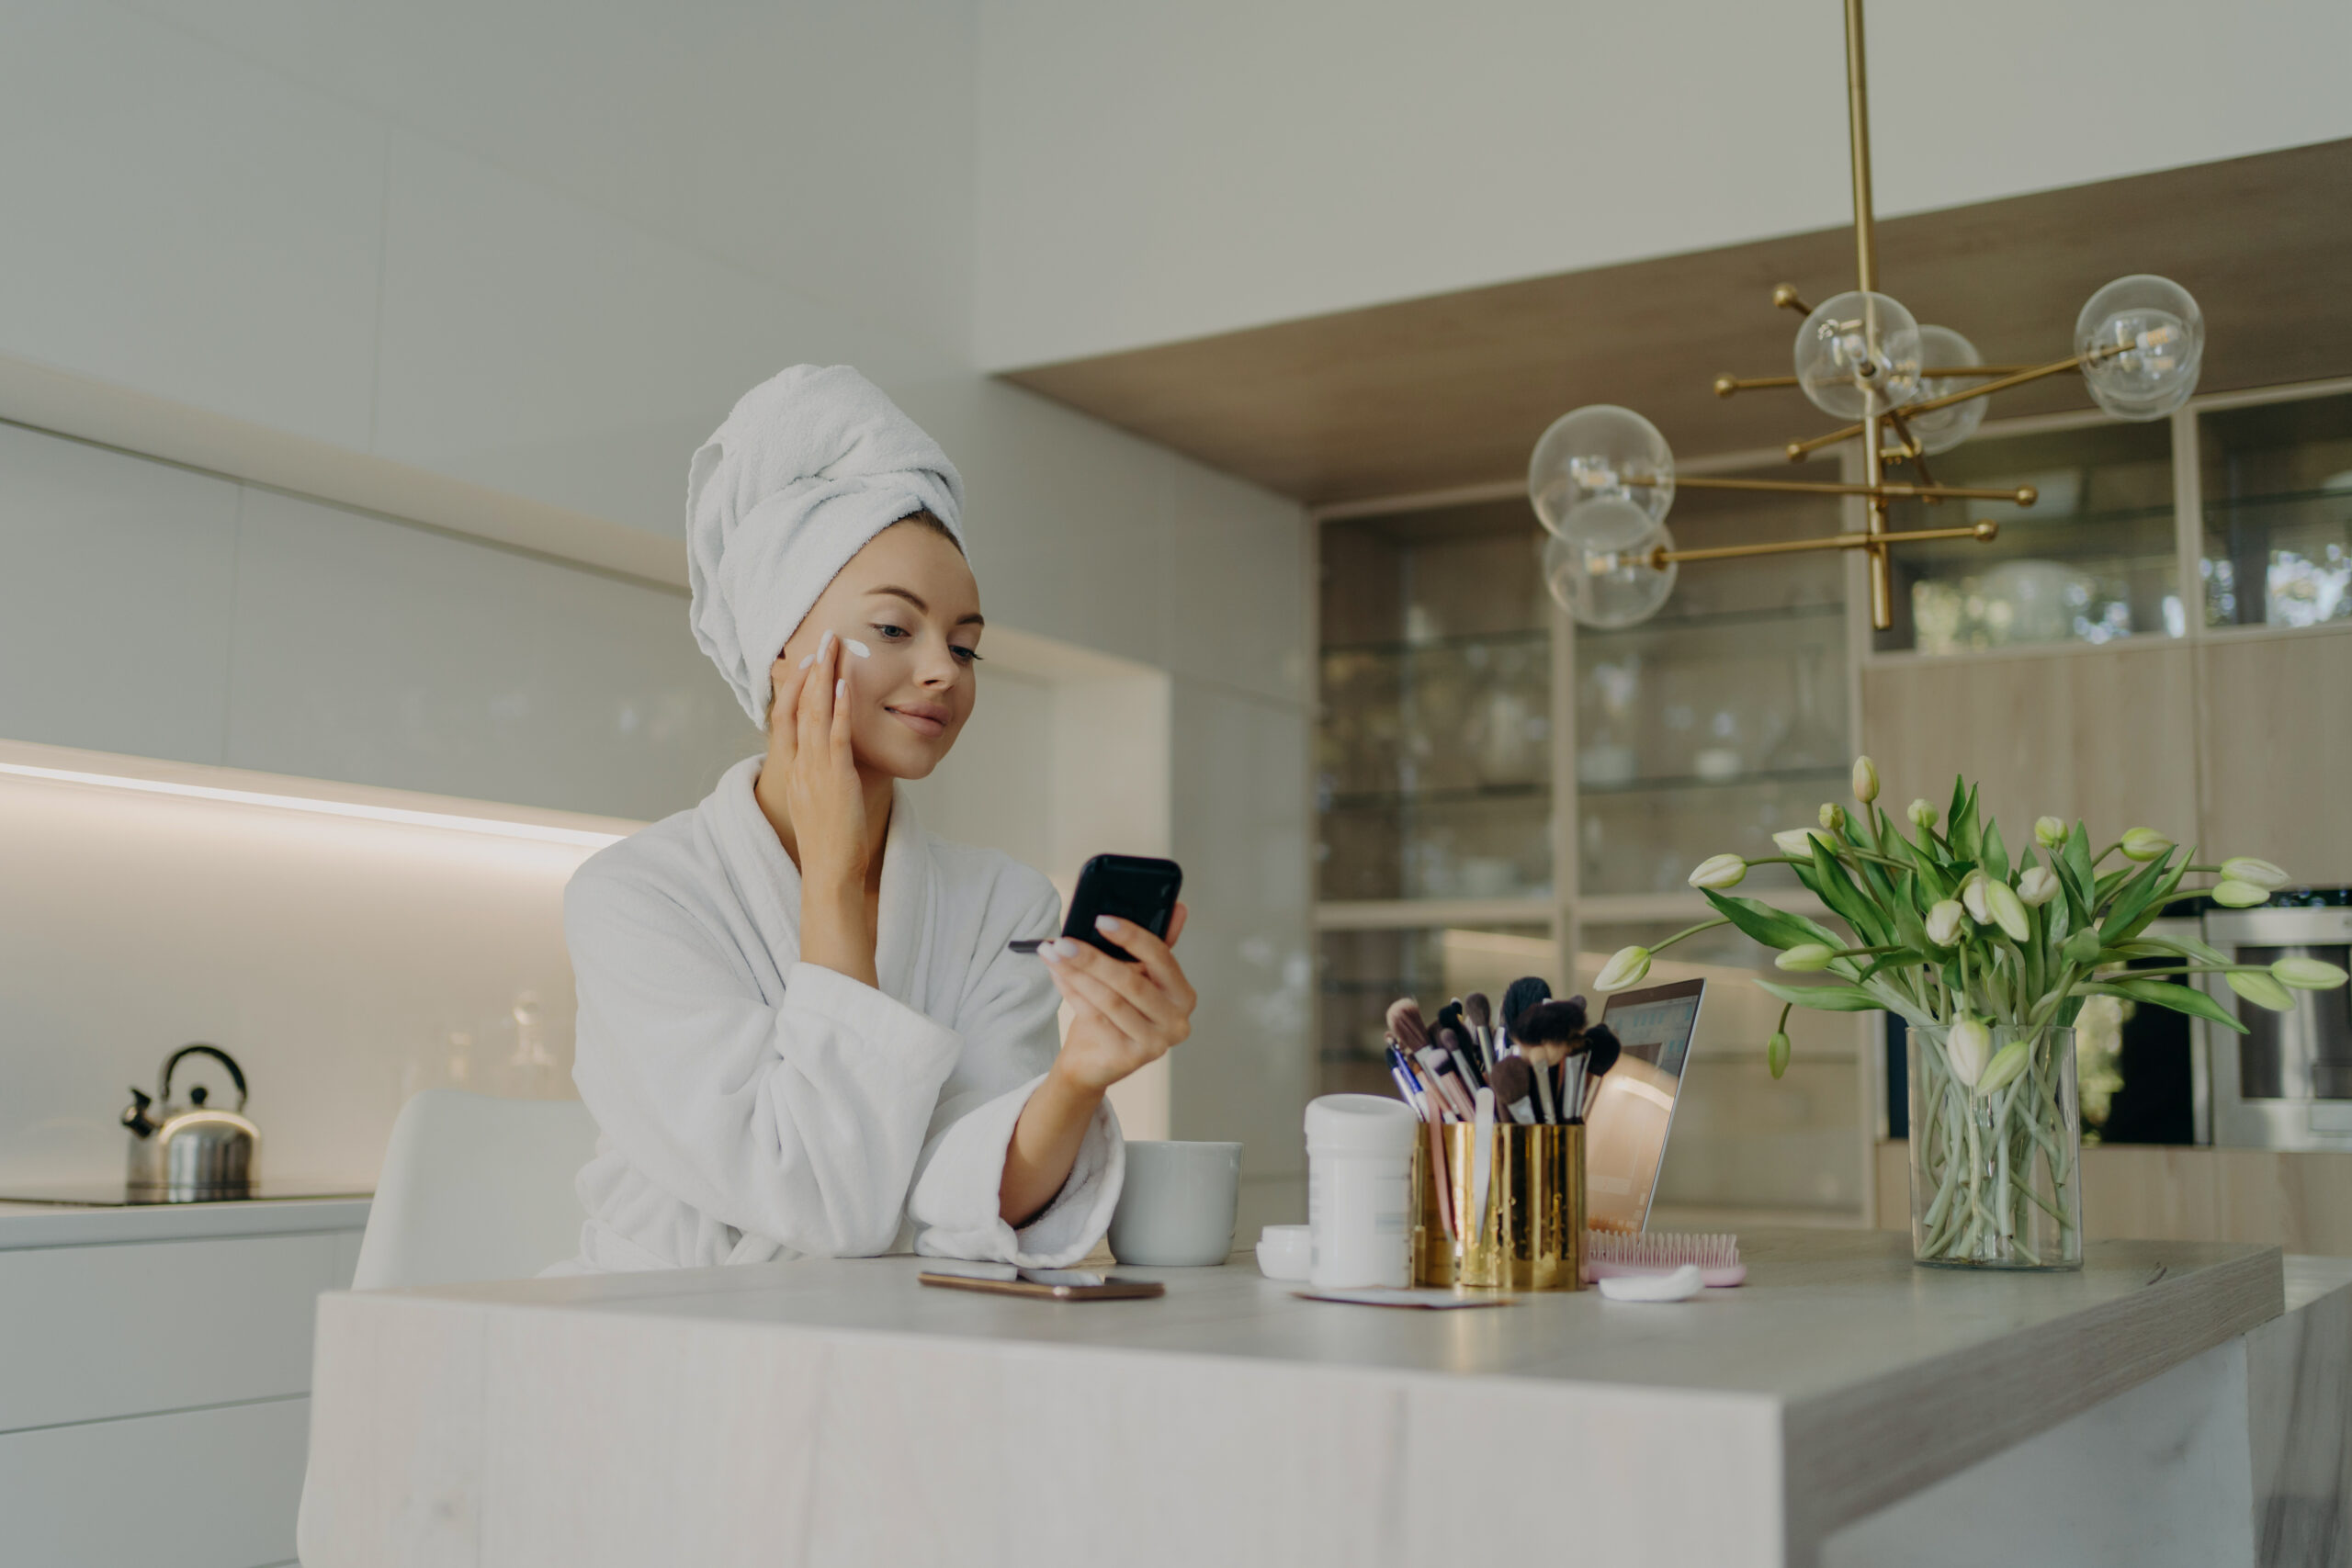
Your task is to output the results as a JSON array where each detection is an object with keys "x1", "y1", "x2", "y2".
[
  {"x1": 1713, "y1": 374, "x2": 1799, "y2": 398},
  {"x1": 1628, "y1": 474, "x2": 2037, "y2": 505},
  {"x1": 1784, "y1": 343, "x2": 2135, "y2": 460},
  {"x1": 1772, "y1": 284, "x2": 1815, "y2": 316},
  {"x1": 1646, "y1": 517, "x2": 1998, "y2": 568}
]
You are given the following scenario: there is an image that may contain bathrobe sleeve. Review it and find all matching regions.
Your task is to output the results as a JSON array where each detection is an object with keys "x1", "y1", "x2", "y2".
[
  {"x1": 567, "y1": 865, "x2": 973, "y2": 1259},
  {"x1": 905, "y1": 878, "x2": 1125, "y2": 1267}
]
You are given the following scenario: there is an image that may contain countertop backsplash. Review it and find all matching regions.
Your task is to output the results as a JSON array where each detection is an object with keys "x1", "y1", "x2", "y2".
[{"x1": 0, "y1": 761, "x2": 599, "y2": 1190}]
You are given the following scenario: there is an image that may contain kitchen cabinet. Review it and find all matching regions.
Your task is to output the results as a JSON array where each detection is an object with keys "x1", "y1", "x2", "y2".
[
  {"x1": 2198, "y1": 626, "x2": 2352, "y2": 884},
  {"x1": 0, "y1": 1200, "x2": 368, "y2": 1568}
]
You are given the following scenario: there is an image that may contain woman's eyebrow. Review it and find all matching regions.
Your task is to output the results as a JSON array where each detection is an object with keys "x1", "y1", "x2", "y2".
[{"x1": 871, "y1": 585, "x2": 983, "y2": 627}]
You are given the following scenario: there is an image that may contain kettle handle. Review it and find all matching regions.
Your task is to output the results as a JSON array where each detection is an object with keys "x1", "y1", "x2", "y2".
[{"x1": 159, "y1": 1044, "x2": 247, "y2": 1111}]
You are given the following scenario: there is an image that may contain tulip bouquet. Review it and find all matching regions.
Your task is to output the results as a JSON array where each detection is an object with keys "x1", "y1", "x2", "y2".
[{"x1": 1596, "y1": 757, "x2": 2349, "y2": 1269}]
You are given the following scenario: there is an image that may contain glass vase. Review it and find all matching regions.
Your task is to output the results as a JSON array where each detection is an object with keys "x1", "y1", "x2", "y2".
[{"x1": 1907, "y1": 1024, "x2": 2082, "y2": 1269}]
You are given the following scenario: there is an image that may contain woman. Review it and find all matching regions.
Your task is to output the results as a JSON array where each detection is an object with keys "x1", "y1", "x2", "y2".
[{"x1": 560, "y1": 365, "x2": 1193, "y2": 1271}]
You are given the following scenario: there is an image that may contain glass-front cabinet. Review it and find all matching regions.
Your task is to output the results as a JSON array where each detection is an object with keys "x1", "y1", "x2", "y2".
[{"x1": 1314, "y1": 378, "x2": 2352, "y2": 1226}]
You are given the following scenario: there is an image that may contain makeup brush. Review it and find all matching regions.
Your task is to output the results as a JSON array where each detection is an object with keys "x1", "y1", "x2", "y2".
[
  {"x1": 1436, "y1": 1024, "x2": 1484, "y2": 1092},
  {"x1": 1501, "y1": 976, "x2": 1553, "y2": 1040},
  {"x1": 1386, "y1": 998, "x2": 1430, "y2": 1057},
  {"x1": 1513, "y1": 999, "x2": 1588, "y2": 1123},
  {"x1": 1487, "y1": 1053, "x2": 1537, "y2": 1124},
  {"x1": 1386, "y1": 1044, "x2": 1430, "y2": 1122},
  {"x1": 1462, "y1": 992, "x2": 1495, "y2": 1067},
  {"x1": 1576, "y1": 1024, "x2": 1623, "y2": 1120},
  {"x1": 1416, "y1": 1047, "x2": 1476, "y2": 1121},
  {"x1": 1433, "y1": 1000, "x2": 1466, "y2": 1064},
  {"x1": 1469, "y1": 1087, "x2": 1497, "y2": 1245}
]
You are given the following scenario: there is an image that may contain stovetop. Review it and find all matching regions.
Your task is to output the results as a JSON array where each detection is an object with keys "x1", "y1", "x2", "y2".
[{"x1": 0, "y1": 1179, "x2": 371, "y2": 1207}]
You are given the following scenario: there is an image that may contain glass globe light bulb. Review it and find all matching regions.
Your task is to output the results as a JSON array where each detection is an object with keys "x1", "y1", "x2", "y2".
[
  {"x1": 1528, "y1": 404, "x2": 1675, "y2": 536},
  {"x1": 2075, "y1": 275, "x2": 2203, "y2": 421},
  {"x1": 1541, "y1": 499, "x2": 1676, "y2": 628},
  {"x1": 1793, "y1": 291, "x2": 1923, "y2": 419},
  {"x1": 1903, "y1": 325, "x2": 1990, "y2": 455}
]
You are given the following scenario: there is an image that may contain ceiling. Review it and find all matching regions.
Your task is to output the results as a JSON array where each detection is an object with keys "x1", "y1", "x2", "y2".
[{"x1": 999, "y1": 139, "x2": 2352, "y2": 508}]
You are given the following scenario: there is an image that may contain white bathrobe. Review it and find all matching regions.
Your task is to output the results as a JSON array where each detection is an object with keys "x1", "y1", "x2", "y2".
[{"x1": 561, "y1": 755, "x2": 1123, "y2": 1271}]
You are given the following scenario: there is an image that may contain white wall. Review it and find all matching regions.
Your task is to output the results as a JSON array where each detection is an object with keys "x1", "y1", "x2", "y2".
[
  {"x1": 973, "y1": 0, "x2": 2352, "y2": 368},
  {"x1": 0, "y1": 0, "x2": 1313, "y2": 1196}
]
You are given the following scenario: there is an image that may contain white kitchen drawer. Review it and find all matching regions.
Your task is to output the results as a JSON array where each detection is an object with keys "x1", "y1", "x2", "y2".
[
  {"x1": 0, "y1": 1395, "x2": 309, "y2": 1568},
  {"x1": 0, "y1": 1232, "x2": 344, "y2": 1432}
]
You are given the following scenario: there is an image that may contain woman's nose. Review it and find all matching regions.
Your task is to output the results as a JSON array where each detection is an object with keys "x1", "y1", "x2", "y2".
[{"x1": 916, "y1": 641, "x2": 962, "y2": 686}]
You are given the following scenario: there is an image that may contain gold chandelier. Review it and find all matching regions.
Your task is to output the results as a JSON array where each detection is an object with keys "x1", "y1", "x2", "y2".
[{"x1": 1530, "y1": 0, "x2": 2205, "y2": 632}]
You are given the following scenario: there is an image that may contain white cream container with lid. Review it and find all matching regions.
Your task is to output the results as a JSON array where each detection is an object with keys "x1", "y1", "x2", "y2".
[{"x1": 1305, "y1": 1094, "x2": 1419, "y2": 1289}]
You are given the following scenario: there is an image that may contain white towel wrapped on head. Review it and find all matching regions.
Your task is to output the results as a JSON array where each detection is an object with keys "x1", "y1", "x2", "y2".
[{"x1": 686, "y1": 365, "x2": 965, "y2": 725}]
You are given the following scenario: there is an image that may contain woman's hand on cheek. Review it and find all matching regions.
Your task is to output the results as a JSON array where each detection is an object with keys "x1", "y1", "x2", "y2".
[
  {"x1": 1039, "y1": 905, "x2": 1196, "y2": 1094},
  {"x1": 766, "y1": 632, "x2": 867, "y2": 890}
]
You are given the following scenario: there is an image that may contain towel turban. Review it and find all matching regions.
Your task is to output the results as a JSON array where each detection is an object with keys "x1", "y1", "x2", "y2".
[{"x1": 686, "y1": 365, "x2": 966, "y2": 724}]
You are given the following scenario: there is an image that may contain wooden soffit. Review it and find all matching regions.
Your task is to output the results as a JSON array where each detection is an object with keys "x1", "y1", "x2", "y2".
[{"x1": 999, "y1": 139, "x2": 2352, "y2": 507}]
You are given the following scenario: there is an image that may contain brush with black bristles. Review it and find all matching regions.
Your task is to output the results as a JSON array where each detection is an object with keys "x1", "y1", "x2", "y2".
[
  {"x1": 1513, "y1": 998, "x2": 1589, "y2": 1123},
  {"x1": 1462, "y1": 991, "x2": 1495, "y2": 1069},
  {"x1": 1436, "y1": 1024, "x2": 1484, "y2": 1092},
  {"x1": 1500, "y1": 976, "x2": 1552, "y2": 1047},
  {"x1": 1574, "y1": 1023, "x2": 1622, "y2": 1120}
]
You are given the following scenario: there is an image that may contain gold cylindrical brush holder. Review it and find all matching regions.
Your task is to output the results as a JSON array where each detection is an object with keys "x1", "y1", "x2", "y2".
[{"x1": 1411, "y1": 1122, "x2": 1584, "y2": 1290}]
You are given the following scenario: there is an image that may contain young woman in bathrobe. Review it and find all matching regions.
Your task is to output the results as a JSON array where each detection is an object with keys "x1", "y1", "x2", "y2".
[{"x1": 560, "y1": 366, "x2": 1192, "y2": 1272}]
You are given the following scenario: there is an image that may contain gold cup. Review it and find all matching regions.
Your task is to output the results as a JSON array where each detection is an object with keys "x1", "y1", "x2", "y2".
[{"x1": 1410, "y1": 1122, "x2": 1585, "y2": 1290}]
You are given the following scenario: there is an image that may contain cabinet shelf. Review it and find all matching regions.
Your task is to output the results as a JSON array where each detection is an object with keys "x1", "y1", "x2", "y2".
[
  {"x1": 1576, "y1": 601, "x2": 1844, "y2": 644},
  {"x1": 1576, "y1": 763, "x2": 1848, "y2": 798},
  {"x1": 1320, "y1": 626, "x2": 1549, "y2": 660},
  {"x1": 1323, "y1": 781, "x2": 1548, "y2": 811}
]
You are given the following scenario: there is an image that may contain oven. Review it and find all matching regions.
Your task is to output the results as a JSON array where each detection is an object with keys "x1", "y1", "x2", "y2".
[{"x1": 2205, "y1": 892, "x2": 2352, "y2": 1151}]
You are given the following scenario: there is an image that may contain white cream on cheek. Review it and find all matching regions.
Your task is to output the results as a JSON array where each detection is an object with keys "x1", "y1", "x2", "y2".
[{"x1": 844, "y1": 638, "x2": 872, "y2": 658}]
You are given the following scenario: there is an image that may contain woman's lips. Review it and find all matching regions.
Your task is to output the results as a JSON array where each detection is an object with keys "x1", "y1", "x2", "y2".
[{"x1": 887, "y1": 702, "x2": 950, "y2": 739}]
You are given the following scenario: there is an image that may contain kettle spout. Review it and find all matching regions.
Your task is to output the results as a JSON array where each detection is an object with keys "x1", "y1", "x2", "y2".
[{"x1": 120, "y1": 1086, "x2": 158, "y2": 1139}]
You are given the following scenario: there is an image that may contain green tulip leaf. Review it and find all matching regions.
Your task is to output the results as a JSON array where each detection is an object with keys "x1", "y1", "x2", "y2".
[
  {"x1": 1756, "y1": 979, "x2": 1886, "y2": 1012},
  {"x1": 1703, "y1": 889, "x2": 1841, "y2": 953},
  {"x1": 2085, "y1": 976, "x2": 2248, "y2": 1034},
  {"x1": 1981, "y1": 819, "x2": 2009, "y2": 886}
]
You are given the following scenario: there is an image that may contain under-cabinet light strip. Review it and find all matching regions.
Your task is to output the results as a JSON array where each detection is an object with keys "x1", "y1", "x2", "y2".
[{"x1": 0, "y1": 761, "x2": 628, "y2": 848}]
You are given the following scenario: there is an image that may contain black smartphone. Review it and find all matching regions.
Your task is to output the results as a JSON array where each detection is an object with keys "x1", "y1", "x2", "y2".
[{"x1": 1009, "y1": 852, "x2": 1182, "y2": 962}]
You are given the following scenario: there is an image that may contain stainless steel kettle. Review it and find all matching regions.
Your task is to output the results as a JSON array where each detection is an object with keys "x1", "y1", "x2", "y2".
[{"x1": 122, "y1": 1043, "x2": 258, "y2": 1200}]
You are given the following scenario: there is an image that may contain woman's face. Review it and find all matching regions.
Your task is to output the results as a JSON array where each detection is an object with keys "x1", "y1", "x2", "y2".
[{"x1": 772, "y1": 520, "x2": 982, "y2": 780}]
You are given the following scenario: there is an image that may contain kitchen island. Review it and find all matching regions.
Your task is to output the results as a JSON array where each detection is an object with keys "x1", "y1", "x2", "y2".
[{"x1": 299, "y1": 1229, "x2": 2347, "y2": 1568}]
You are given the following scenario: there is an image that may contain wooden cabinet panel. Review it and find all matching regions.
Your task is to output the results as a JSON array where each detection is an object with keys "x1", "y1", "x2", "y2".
[
  {"x1": 0, "y1": 1233, "x2": 343, "y2": 1432},
  {"x1": 0, "y1": 1396, "x2": 308, "y2": 1568},
  {"x1": 1860, "y1": 643, "x2": 2198, "y2": 841},
  {"x1": 2197, "y1": 627, "x2": 2352, "y2": 883}
]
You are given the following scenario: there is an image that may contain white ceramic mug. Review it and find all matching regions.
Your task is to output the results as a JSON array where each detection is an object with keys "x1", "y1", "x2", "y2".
[{"x1": 1108, "y1": 1141, "x2": 1242, "y2": 1266}]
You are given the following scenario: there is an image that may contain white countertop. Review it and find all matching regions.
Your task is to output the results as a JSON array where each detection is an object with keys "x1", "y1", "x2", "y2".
[
  {"x1": 0, "y1": 1194, "x2": 370, "y2": 1249},
  {"x1": 300, "y1": 1228, "x2": 2288, "y2": 1568}
]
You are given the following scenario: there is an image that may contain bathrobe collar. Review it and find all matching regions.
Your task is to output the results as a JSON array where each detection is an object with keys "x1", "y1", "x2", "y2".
[{"x1": 706, "y1": 754, "x2": 935, "y2": 1006}]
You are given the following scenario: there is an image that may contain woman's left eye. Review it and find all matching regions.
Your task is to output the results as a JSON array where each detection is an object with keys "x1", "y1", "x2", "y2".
[{"x1": 952, "y1": 645, "x2": 982, "y2": 665}]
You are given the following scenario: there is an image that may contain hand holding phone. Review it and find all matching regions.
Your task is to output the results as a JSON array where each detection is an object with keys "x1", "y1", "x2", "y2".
[{"x1": 1010, "y1": 854, "x2": 1182, "y2": 961}]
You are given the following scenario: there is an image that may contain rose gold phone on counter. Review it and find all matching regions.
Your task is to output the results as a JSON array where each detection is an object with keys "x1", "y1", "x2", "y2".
[{"x1": 918, "y1": 1261, "x2": 1165, "y2": 1301}]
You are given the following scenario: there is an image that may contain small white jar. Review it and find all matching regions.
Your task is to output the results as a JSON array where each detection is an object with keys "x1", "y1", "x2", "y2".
[{"x1": 1305, "y1": 1094, "x2": 1419, "y2": 1289}]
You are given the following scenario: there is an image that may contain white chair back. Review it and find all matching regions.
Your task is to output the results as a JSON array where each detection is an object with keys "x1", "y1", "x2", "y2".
[{"x1": 350, "y1": 1089, "x2": 600, "y2": 1290}]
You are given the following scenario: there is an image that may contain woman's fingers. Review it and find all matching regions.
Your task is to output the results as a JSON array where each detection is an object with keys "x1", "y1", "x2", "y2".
[
  {"x1": 1048, "y1": 938, "x2": 1186, "y2": 1033},
  {"x1": 1046, "y1": 953, "x2": 1160, "y2": 1043},
  {"x1": 1092, "y1": 916, "x2": 1198, "y2": 1015},
  {"x1": 768, "y1": 654, "x2": 812, "y2": 763},
  {"x1": 797, "y1": 632, "x2": 838, "y2": 765},
  {"x1": 1164, "y1": 902, "x2": 1188, "y2": 950}
]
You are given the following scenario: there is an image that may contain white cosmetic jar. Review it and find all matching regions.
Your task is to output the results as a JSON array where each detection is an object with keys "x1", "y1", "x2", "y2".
[{"x1": 1304, "y1": 1094, "x2": 1419, "y2": 1289}]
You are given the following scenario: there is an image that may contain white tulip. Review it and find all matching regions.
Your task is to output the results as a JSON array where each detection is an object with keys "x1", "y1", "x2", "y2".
[
  {"x1": 1947, "y1": 1016, "x2": 1993, "y2": 1087},
  {"x1": 1961, "y1": 872, "x2": 1992, "y2": 926},
  {"x1": 1688, "y1": 853, "x2": 1747, "y2": 890},
  {"x1": 2220, "y1": 857, "x2": 2290, "y2": 889},
  {"x1": 1984, "y1": 879, "x2": 2031, "y2": 942},
  {"x1": 1907, "y1": 798, "x2": 1938, "y2": 830},
  {"x1": 1596, "y1": 945, "x2": 1652, "y2": 992},
  {"x1": 2275, "y1": 955, "x2": 2350, "y2": 990},
  {"x1": 2211, "y1": 879, "x2": 2270, "y2": 908},
  {"x1": 2034, "y1": 816, "x2": 2067, "y2": 851},
  {"x1": 1819, "y1": 802, "x2": 1847, "y2": 833},
  {"x1": 2121, "y1": 827, "x2": 2173, "y2": 862},
  {"x1": 1775, "y1": 943, "x2": 1838, "y2": 972},
  {"x1": 1851, "y1": 756, "x2": 1880, "y2": 804},
  {"x1": 2017, "y1": 866, "x2": 2061, "y2": 907},
  {"x1": 1925, "y1": 899, "x2": 1966, "y2": 947},
  {"x1": 1773, "y1": 828, "x2": 1828, "y2": 857},
  {"x1": 1976, "y1": 1040, "x2": 2030, "y2": 1097}
]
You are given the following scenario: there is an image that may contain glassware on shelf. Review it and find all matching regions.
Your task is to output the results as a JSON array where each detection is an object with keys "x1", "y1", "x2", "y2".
[
  {"x1": 1876, "y1": 419, "x2": 2178, "y2": 654},
  {"x1": 2200, "y1": 389, "x2": 2352, "y2": 630}
]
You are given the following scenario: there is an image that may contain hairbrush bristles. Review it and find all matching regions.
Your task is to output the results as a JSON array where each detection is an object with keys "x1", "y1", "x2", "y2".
[
  {"x1": 1582, "y1": 1230, "x2": 1745, "y2": 1287},
  {"x1": 1385, "y1": 998, "x2": 1429, "y2": 1054}
]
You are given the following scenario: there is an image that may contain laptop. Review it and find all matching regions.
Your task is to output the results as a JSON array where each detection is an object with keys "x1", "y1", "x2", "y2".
[{"x1": 1587, "y1": 977, "x2": 1706, "y2": 1232}]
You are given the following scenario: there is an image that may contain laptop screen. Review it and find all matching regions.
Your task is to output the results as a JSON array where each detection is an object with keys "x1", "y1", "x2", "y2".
[{"x1": 1587, "y1": 978, "x2": 1704, "y2": 1232}]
